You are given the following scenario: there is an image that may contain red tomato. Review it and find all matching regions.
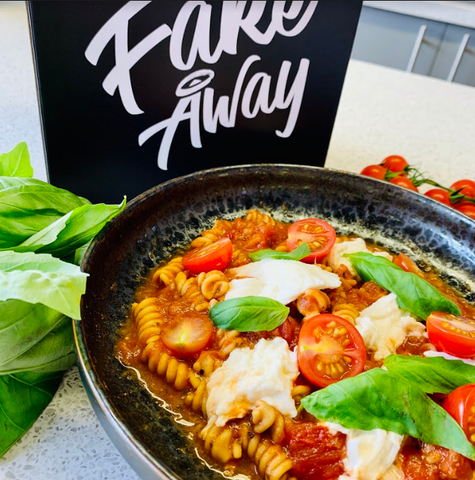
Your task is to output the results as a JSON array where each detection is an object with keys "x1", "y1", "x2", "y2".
[
  {"x1": 450, "y1": 179, "x2": 475, "y2": 198},
  {"x1": 161, "y1": 313, "x2": 214, "y2": 356},
  {"x1": 182, "y1": 237, "x2": 232, "y2": 273},
  {"x1": 286, "y1": 422, "x2": 347, "y2": 480},
  {"x1": 425, "y1": 188, "x2": 451, "y2": 206},
  {"x1": 393, "y1": 253, "x2": 423, "y2": 276},
  {"x1": 426, "y1": 312, "x2": 475, "y2": 358},
  {"x1": 297, "y1": 314, "x2": 366, "y2": 387},
  {"x1": 360, "y1": 164, "x2": 387, "y2": 180},
  {"x1": 381, "y1": 155, "x2": 408, "y2": 173},
  {"x1": 456, "y1": 204, "x2": 475, "y2": 221},
  {"x1": 443, "y1": 384, "x2": 475, "y2": 445},
  {"x1": 389, "y1": 176, "x2": 418, "y2": 192}
]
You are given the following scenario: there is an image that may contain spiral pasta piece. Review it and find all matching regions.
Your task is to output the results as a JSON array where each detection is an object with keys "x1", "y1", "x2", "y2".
[
  {"x1": 130, "y1": 298, "x2": 164, "y2": 346},
  {"x1": 191, "y1": 220, "x2": 233, "y2": 248},
  {"x1": 332, "y1": 303, "x2": 360, "y2": 325},
  {"x1": 196, "y1": 270, "x2": 230, "y2": 300},
  {"x1": 200, "y1": 423, "x2": 241, "y2": 464},
  {"x1": 216, "y1": 329, "x2": 246, "y2": 358},
  {"x1": 296, "y1": 288, "x2": 331, "y2": 318},
  {"x1": 244, "y1": 209, "x2": 277, "y2": 225},
  {"x1": 152, "y1": 257, "x2": 185, "y2": 287},
  {"x1": 252, "y1": 400, "x2": 285, "y2": 445}
]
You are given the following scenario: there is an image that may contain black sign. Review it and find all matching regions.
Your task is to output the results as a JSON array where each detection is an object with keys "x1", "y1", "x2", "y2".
[{"x1": 28, "y1": 1, "x2": 361, "y2": 203}]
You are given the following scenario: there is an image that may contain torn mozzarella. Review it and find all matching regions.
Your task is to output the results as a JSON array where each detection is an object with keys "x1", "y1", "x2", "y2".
[
  {"x1": 327, "y1": 238, "x2": 393, "y2": 276},
  {"x1": 225, "y1": 258, "x2": 341, "y2": 305},
  {"x1": 355, "y1": 293, "x2": 426, "y2": 361}
]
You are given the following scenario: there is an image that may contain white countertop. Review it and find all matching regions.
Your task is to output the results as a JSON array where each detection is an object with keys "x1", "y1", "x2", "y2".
[{"x1": 1, "y1": 2, "x2": 475, "y2": 480}]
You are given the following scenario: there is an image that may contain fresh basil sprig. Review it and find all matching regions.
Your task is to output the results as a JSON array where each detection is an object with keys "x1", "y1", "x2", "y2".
[
  {"x1": 301, "y1": 366, "x2": 475, "y2": 460},
  {"x1": 346, "y1": 252, "x2": 460, "y2": 319},
  {"x1": 210, "y1": 296, "x2": 289, "y2": 331},
  {"x1": 249, "y1": 243, "x2": 310, "y2": 262}
]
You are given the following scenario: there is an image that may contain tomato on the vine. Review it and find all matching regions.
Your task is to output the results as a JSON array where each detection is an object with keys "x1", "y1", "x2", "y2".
[
  {"x1": 426, "y1": 312, "x2": 475, "y2": 358},
  {"x1": 425, "y1": 188, "x2": 451, "y2": 206},
  {"x1": 456, "y1": 204, "x2": 475, "y2": 221},
  {"x1": 287, "y1": 218, "x2": 336, "y2": 263},
  {"x1": 451, "y1": 179, "x2": 475, "y2": 198},
  {"x1": 182, "y1": 237, "x2": 233, "y2": 273},
  {"x1": 443, "y1": 384, "x2": 475, "y2": 444},
  {"x1": 161, "y1": 313, "x2": 214, "y2": 356},
  {"x1": 297, "y1": 314, "x2": 366, "y2": 387},
  {"x1": 389, "y1": 176, "x2": 418, "y2": 192},
  {"x1": 360, "y1": 165, "x2": 387, "y2": 180},
  {"x1": 381, "y1": 155, "x2": 408, "y2": 173}
]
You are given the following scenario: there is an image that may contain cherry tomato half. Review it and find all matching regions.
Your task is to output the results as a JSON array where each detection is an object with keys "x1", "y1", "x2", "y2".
[
  {"x1": 426, "y1": 312, "x2": 475, "y2": 358},
  {"x1": 389, "y1": 176, "x2": 418, "y2": 192},
  {"x1": 456, "y1": 203, "x2": 475, "y2": 221},
  {"x1": 161, "y1": 313, "x2": 214, "y2": 357},
  {"x1": 182, "y1": 237, "x2": 233, "y2": 274},
  {"x1": 443, "y1": 384, "x2": 475, "y2": 445},
  {"x1": 425, "y1": 188, "x2": 451, "y2": 206},
  {"x1": 297, "y1": 314, "x2": 366, "y2": 387},
  {"x1": 393, "y1": 253, "x2": 423, "y2": 276},
  {"x1": 451, "y1": 179, "x2": 475, "y2": 198},
  {"x1": 360, "y1": 164, "x2": 387, "y2": 180},
  {"x1": 287, "y1": 219, "x2": 336, "y2": 263},
  {"x1": 381, "y1": 155, "x2": 408, "y2": 173}
]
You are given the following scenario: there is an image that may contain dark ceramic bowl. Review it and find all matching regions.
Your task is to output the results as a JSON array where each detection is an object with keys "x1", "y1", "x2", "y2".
[{"x1": 74, "y1": 164, "x2": 475, "y2": 480}]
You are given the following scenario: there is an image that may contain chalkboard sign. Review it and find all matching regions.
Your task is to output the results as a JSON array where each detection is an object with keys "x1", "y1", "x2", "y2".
[{"x1": 28, "y1": 1, "x2": 362, "y2": 203}]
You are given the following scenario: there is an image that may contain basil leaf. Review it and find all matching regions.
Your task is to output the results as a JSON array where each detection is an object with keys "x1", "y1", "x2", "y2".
[
  {"x1": 0, "y1": 142, "x2": 33, "y2": 177},
  {"x1": 249, "y1": 243, "x2": 310, "y2": 262},
  {"x1": 210, "y1": 296, "x2": 289, "y2": 331},
  {"x1": 384, "y1": 354, "x2": 475, "y2": 394},
  {"x1": 0, "y1": 370, "x2": 64, "y2": 457},
  {"x1": 346, "y1": 252, "x2": 460, "y2": 319},
  {"x1": 0, "y1": 300, "x2": 65, "y2": 366},
  {"x1": 0, "y1": 251, "x2": 88, "y2": 319},
  {"x1": 0, "y1": 183, "x2": 90, "y2": 248},
  {"x1": 0, "y1": 316, "x2": 75, "y2": 375},
  {"x1": 8, "y1": 198, "x2": 126, "y2": 258},
  {"x1": 301, "y1": 368, "x2": 475, "y2": 460}
]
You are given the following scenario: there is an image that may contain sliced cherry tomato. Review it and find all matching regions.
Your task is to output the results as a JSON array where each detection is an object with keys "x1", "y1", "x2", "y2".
[
  {"x1": 161, "y1": 313, "x2": 214, "y2": 357},
  {"x1": 287, "y1": 218, "x2": 336, "y2": 263},
  {"x1": 389, "y1": 176, "x2": 418, "y2": 192},
  {"x1": 297, "y1": 314, "x2": 366, "y2": 387},
  {"x1": 426, "y1": 312, "x2": 475, "y2": 358},
  {"x1": 393, "y1": 253, "x2": 423, "y2": 276},
  {"x1": 360, "y1": 164, "x2": 387, "y2": 180},
  {"x1": 456, "y1": 203, "x2": 475, "y2": 221},
  {"x1": 381, "y1": 155, "x2": 408, "y2": 173},
  {"x1": 182, "y1": 237, "x2": 232, "y2": 274},
  {"x1": 443, "y1": 384, "x2": 475, "y2": 445},
  {"x1": 425, "y1": 188, "x2": 451, "y2": 206},
  {"x1": 450, "y1": 179, "x2": 475, "y2": 198}
]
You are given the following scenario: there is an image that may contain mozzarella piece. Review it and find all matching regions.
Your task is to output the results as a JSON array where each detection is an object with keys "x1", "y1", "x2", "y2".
[
  {"x1": 325, "y1": 423, "x2": 404, "y2": 480},
  {"x1": 355, "y1": 293, "x2": 426, "y2": 361},
  {"x1": 327, "y1": 238, "x2": 393, "y2": 276},
  {"x1": 225, "y1": 258, "x2": 341, "y2": 305},
  {"x1": 424, "y1": 350, "x2": 475, "y2": 366},
  {"x1": 205, "y1": 337, "x2": 299, "y2": 428}
]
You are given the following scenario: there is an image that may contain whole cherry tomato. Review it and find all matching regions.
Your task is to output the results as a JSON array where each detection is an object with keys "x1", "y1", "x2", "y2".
[
  {"x1": 182, "y1": 237, "x2": 233, "y2": 273},
  {"x1": 426, "y1": 312, "x2": 475, "y2": 358},
  {"x1": 443, "y1": 384, "x2": 475, "y2": 445},
  {"x1": 455, "y1": 203, "x2": 475, "y2": 221},
  {"x1": 360, "y1": 165, "x2": 387, "y2": 180},
  {"x1": 389, "y1": 176, "x2": 418, "y2": 192},
  {"x1": 425, "y1": 188, "x2": 451, "y2": 206},
  {"x1": 381, "y1": 155, "x2": 408, "y2": 173},
  {"x1": 297, "y1": 314, "x2": 366, "y2": 387},
  {"x1": 450, "y1": 179, "x2": 475, "y2": 198},
  {"x1": 287, "y1": 218, "x2": 336, "y2": 263}
]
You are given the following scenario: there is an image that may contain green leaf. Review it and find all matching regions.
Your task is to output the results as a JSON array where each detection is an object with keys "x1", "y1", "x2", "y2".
[
  {"x1": 249, "y1": 243, "x2": 310, "y2": 262},
  {"x1": 0, "y1": 370, "x2": 64, "y2": 457},
  {"x1": 0, "y1": 182, "x2": 90, "y2": 248},
  {"x1": 384, "y1": 354, "x2": 475, "y2": 394},
  {"x1": 209, "y1": 296, "x2": 289, "y2": 331},
  {"x1": 346, "y1": 252, "x2": 460, "y2": 319},
  {"x1": 301, "y1": 368, "x2": 475, "y2": 460},
  {"x1": 0, "y1": 316, "x2": 75, "y2": 375},
  {"x1": 8, "y1": 197, "x2": 126, "y2": 258},
  {"x1": 0, "y1": 142, "x2": 33, "y2": 177},
  {"x1": 0, "y1": 251, "x2": 88, "y2": 319},
  {"x1": 0, "y1": 300, "x2": 65, "y2": 366}
]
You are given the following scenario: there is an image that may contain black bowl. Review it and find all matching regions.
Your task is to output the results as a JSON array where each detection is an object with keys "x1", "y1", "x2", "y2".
[{"x1": 74, "y1": 164, "x2": 475, "y2": 480}]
